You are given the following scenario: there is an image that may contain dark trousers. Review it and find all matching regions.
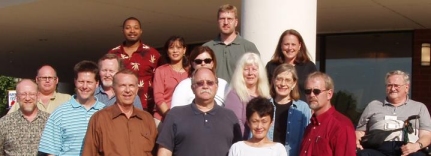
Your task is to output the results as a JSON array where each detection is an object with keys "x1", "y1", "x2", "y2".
[{"x1": 357, "y1": 141, "x2": 426, "y2": 156}]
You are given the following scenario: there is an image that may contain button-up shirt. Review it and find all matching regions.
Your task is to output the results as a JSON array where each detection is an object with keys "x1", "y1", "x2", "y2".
[
  {"x1": 299, "y1": 107, "x2": 356, "y2": 156},
  {"x1": 109, "y1": 41, "x2": 160, "y2": 110},
  {"x1": 0, "y1": 110, "x2": 49, "y2": 156},
  {"x1": 82, "y1": 104, "x2": 157, "y2": 156}
]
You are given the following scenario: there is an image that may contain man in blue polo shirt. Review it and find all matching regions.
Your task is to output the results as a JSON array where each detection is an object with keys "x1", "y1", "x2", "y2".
[
  {"x1": 38, "y1": 60, "x2": 105, "y2": 155},
  {"x1": 157, "y1": 67, "x2": 242, "y2": 156}
]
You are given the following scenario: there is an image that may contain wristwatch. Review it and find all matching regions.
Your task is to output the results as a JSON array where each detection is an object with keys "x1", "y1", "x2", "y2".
[{"x1": 418, "y1": 142, "x2": 424, "y2": 149}]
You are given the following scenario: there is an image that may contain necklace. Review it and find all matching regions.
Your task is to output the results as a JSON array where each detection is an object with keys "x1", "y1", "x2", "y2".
[{"x1": 170, "y1": 65, "x2": 184, "y2": 73}]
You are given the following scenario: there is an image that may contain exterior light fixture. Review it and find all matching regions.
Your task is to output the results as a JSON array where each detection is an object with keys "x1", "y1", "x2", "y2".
[{"x1": 422, "y1": 43, "x2": 430, "y2": 66}]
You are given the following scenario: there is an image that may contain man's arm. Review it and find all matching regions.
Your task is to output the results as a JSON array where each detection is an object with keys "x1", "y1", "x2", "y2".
[
  {"x1": 401, "y1": 129, "x2": 431, "y2": 156},
  {"x1": 355, "y1": 130, "x2": 366, "y2": 150},
  {"x1": 82, "y1": 115, "x2": 100, "y2": 156},
  {"x1": 157, "y1": 146, "x2": 172, "y2": 156}
]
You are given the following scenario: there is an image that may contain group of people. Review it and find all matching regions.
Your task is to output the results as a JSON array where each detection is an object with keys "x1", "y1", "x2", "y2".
[{"x1": 0, "y1": 3, "x2": 430, "y2": 156}]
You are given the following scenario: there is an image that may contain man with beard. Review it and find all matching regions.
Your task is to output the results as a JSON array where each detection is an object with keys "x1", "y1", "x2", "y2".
[
  {"x1": 95, "y1": 54, "x2": 143, "y2": 109},
  {"x1": 0, "y1": 79, "x2": 50, "y2": 155},
  {"x1": 38, "y1": 61, "x2": 105, "y2": 155},
  {"x1": 108, "y1": 17, "x2": 160, "y2": 113},
  {"x1": 82, "y1": 69, "x2": 157, "y2": 156},
  {"x1": 157, "y1": 68, "x2": 242, "y2": 156},
  {"x1": 356, "y1": 70, "x2": 431, "y2": 156},
  {"x1": 203, "y1": 4, "x2": 259, "y2": 83},
  {"x1": 8, "y1": 65, "x2": 71, "y2": 113},
  {"x1": 299, "y1": 72, "x2": 356, "y2": 156}
]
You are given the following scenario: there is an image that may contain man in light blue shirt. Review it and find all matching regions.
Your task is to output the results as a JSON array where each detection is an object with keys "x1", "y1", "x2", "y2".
[
  {"x1": 95, "y1": 54, "x2": 143, "y2": 109},
  {"x1": 38, "y1": 60, "x2": 105, "y2": 155}
]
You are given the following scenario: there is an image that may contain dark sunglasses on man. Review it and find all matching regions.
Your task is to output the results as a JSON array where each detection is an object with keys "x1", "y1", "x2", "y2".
[{"x1": 304, "y1": 88, "x2": 328, "y2": 95}]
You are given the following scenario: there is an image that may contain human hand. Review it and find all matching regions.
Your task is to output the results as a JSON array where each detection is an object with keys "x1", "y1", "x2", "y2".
[{"x1": 401, "y1": 142, "x2": 420, "y2": 156}]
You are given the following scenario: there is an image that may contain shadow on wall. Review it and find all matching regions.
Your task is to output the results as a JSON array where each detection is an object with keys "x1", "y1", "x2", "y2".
[{"x1": 331, "y1": 90, "x2": 363, "y2": 126}]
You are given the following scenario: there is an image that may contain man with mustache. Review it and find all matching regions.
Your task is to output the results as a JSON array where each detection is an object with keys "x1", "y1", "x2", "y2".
[
  {"x1": 95, "y1": 54, "x2": 143, "y2": 110},
  {"x1": 8, "y1": 65, "x2": 71, "y2": 114},
  {"x1": 203, "y1": 4, "x2": 259, "y2": 83},
  {"x1": 0, "y1": 79, "x2": 49, "y2": 155},
  {"x1": 38, "y1": 61, "x2": 105, "y2": 155},
  {"x1": 299, "y1": 72, "x2": 356, "y2": 156},
  {"x1": 157, "y1": 68, "x2": 242, "y2": 156},
  {"x1": 108, "y1": 17, "x2": 160, "y2": 113},
  {"x1": 356, "y1": 70, "x2": 431, "y2": 156}
]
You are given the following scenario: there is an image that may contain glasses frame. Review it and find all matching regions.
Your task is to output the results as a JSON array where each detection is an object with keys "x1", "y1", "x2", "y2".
[
  {"x1": 304, "y1": 89, "x2": 329, "y2": 95},
  {"x1": 194, "y1": 58, "x2": 213, "y2": 64}
]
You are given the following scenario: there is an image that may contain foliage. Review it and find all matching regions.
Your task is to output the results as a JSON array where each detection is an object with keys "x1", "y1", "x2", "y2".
[
  {"x1": 331, "y1": 90, "x2": 362, "y2": 126},
  {"x1": 0, "y1": 76, "x2": 17, "y2": 117}
]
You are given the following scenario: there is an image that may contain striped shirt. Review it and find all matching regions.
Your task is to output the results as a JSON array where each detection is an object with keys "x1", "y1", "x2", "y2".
[{"x1": 38, "y1": 95, "x2": 105, "y2": 155}]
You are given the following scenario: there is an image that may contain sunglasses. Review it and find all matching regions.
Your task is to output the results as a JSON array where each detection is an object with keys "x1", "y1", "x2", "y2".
[
  {"x1": 304, "y1": 89, "x2": 328, "y2": 95},
  {"x1": 194, "y1": 80, "x2": 217, "y2": 87},
  {"x1": 194, "y1": 58, "x2": 212, "y2": 64}
]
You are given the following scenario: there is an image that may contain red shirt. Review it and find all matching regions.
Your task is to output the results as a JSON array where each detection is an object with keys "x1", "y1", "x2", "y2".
[
  {"x1": 299, "y1": 106, "x2": 356, "y2": 156},
  {"x1": 108, "y1": 41, "x2": 160, "y2": 110}
]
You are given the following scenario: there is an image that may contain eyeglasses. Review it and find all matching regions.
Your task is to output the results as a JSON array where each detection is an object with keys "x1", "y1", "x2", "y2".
[
  {"x1": 194, "y1": 80, "x2": 217, "y2": 87},
  {"x1": 17, "y1": 93, "x2": 37, "y2": 98},
  {"x1": 304, "y1": 89, "x2": 328, "y2": 95},
  {"x1": 194, "y1": 58, "x2": 213, "y2": 64},
  {"x1": 386, "y1": 84, "x2": 405, "y2": 89},
  {"x1": 37, "y1": 76, "x2": 57, "y2": 81},
  {"x1": 275, "y1": 77, "x2": 293, "y2": 84}
]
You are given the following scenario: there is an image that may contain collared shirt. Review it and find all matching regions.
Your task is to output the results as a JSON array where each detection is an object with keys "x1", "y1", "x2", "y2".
[
  {"x1": 94, "y1": 85, "x2": 143, "y2": 110},
  {"x1": 203, "y1": 34, "x2": 259, "y2": 83},
  {"x1": 109, "y1": 41, "x2": 161, "y2": 110},
  {"x1": 357, "y1": 99, "x2": 431, "y2": 132},
  {"x1": 268, "y1": 99, "x2": 312, "y2": 156},
  {"x1": 0, "y1": 110, "x2": 49, "y2": 156},
  {"x1": 299, "y1": 107, "x2": 356, "y2": 156},
  {"x1": 82, "y1": 104, "x2": 157, "y2": 156},
  {"x1": 38, "y1": 95, "x2": 105, "y2": 155},
  {"x1": 157, "y1": 103, "x2": 242, "y2": 156},
  {"x1": 8, "y1": 92, "x2": 71, "y2": 114}
]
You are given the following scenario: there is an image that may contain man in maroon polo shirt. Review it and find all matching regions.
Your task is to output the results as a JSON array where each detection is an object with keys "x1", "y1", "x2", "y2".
[
  {"x1": 108, "y1": 17, "x2": 160, "y2": 112},
  {"x1": 299, "y1": 72, "x2": 356, "y2": 156}
]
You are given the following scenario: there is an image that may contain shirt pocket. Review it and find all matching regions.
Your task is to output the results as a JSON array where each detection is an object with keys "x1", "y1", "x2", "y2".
[
  {"x1": 138, "y1": 131, "x2": 154, "y2": 152},
  {"x1": 311, "y1": 137, "x2": 330, "y2": 156}
]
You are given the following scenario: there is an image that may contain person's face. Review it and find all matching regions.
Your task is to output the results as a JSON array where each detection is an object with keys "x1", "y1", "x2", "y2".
[
  {"x1": 247, "y1": 112, "x2": 271, "y2": 140},
  {"x1": 122, "y1": 19, "x2": 142, "y2": 43},
  {"x1": 168, "y1": 40, "x2": 186, "y2": 63},
  {"x1": 192, "y1": 69, "x2": 218, "y2": 101},
  {"x1": 192, "y1": 52, "x2": 214, "y2": 70},
  {"x1": 218, "y1": 11, "x2": 238, "y2": 35},
  {"x1": 36, "y1": 66, "x2": 58, "y2": 93},
  {"x1": 386, "y1": 75, "x2": 409, "y2": 102},
  {"x1": 243, "y1": 64, "x2": 259, "y2": 88},
  {"x1": 17, "y1": 82, "x2": 38, "y2": 113},
  {"x1": 74, "y1": 72, "x2": 98, "y2": 102},
  {"x1": 305, "y1": 77, "x2": 332, "y2": 112},
  {"x1": 113, "y1": 73, "x2": 139, "y2": 106},
  {"x1": 99, "y1": 59, "x2": 119, "y2": 88},
  {"x1": 281, "y1": 34, "x2": 301, "y2": 62},
  {"x1": 274, "y1": 71, "x2": 296, "y2": 97}
]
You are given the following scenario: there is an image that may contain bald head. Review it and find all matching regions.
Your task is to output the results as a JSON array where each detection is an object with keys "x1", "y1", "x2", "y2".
[
  {"x1": 16, "y1": 79, "x2": 38, "y2": 114},
  {"x1": 36, "y1": 65, "x2": 58, "y2": 94}
]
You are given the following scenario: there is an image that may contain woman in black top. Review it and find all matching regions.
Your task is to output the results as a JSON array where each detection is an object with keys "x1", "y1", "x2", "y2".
[{"x1": 265, "y1": 29, "x2": 317, "y2": 101}]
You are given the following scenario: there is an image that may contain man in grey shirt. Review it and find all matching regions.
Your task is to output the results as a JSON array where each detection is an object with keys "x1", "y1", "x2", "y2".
[
  {"x1": 356, "y1": 70, "x2": 431, "y2": 156},
  {"x1": 203, "y1": 4, "x2": 259, "y2": 83},
  {"x1": 95, "y1": 53, "x2": 143, "y2": 110}
]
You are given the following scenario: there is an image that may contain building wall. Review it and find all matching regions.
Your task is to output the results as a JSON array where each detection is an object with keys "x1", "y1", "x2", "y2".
[{"x1": 412, "y1": 29, "x2": 431, "y2": 111}]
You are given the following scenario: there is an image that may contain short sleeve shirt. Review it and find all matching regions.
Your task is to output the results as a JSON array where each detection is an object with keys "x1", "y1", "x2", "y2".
[
  {"x1": 157, "y1": 103, "x2": 242, "y2": 156},
  {"x1": 108, "y1": 41, "x2": 161, "y2": 110},
  {"x1": 203, "y1": 35, "x2": 259, "y2": 83},
  {"x1": 8, "y1": 92, "x2": 71, "y2": 114}
]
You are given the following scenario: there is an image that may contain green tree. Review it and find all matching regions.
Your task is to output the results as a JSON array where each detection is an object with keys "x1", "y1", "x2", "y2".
[
  {"x1": 0, "y1": 76, "x2": 17, "y2": 117},
  {"x1": 331, "y1": 90, "x2": 362, "y2": 126}
]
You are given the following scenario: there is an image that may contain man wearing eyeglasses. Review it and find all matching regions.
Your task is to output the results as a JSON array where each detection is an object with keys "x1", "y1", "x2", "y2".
[
  {"x1": 203, "y1": 4, "x2": 259, "y2": 83},
  {"x1": 0, "y1": 79, "x2": 50, "y2": 155},
  {"x1": 299, "y1": 72, "x2": 356, "y2": 156},
  {"x1": 8, "y1": 65, "x2": 71, "y2": 114},
  {"x1": 356, "y1": 70, "x2": 431, "y2": 156},
  {"x1": 157, "y1": 68, "x2": 242, "y2": 156}
]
